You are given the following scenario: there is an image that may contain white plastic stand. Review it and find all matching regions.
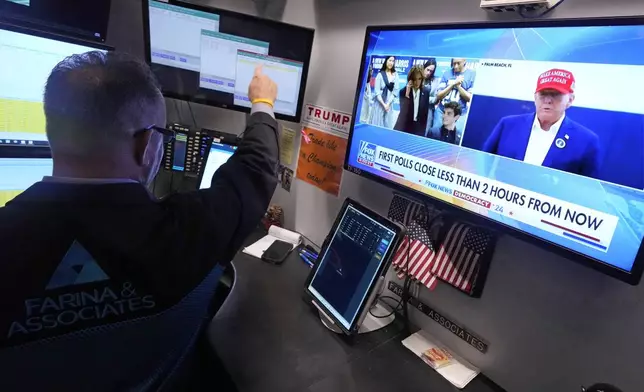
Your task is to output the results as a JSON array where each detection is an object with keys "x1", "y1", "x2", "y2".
[{"x1": 317, "y1": 300, "x2": 396, "y2": 335}]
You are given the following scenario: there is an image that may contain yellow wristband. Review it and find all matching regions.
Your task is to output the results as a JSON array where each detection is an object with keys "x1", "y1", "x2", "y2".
[{"x1": 251, "y1": 98, "x2": 274, "y2": 107}]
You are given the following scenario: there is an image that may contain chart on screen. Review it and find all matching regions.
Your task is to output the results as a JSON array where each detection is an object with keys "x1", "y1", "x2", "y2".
[{"x1": 234, "y1": 51, "x2": 303, "y2": 116}]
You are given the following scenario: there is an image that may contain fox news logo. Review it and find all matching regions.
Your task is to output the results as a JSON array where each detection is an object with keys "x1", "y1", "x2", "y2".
[{"x1": 357, "y1": 141, "x2": 376, "y2": 167}]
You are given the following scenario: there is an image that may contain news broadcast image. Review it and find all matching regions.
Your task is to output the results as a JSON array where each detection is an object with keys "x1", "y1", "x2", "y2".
[{"x1": 348, "y1": 25, "x2": 644, "y2": 272}]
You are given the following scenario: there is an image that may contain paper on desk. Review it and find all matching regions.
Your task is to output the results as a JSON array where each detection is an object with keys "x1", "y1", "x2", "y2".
[
  {"x1": 242, "y1": 226, "x2": 301, "y2": 259},
  {"x1": 402, "y1": 331, "x2": 479, "y2": 389}
]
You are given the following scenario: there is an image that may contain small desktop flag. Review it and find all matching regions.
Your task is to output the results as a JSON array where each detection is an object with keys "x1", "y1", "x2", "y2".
[
  {"x1": 387, "y1": 195, "x2": 495, "y2": 295},
  {"x1": 392, "y1": 222, "x2": 440, "y2": 291}
]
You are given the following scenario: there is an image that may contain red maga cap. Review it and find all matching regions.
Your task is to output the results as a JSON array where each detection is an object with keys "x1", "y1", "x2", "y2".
[{"x1": 535, "y1": 68, "x2": 575, "y2": 94}]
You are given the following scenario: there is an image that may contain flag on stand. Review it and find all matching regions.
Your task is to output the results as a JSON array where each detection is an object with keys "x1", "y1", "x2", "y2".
[
  {"x1": 407, "y1": 223, "x2": 493, "y2": 294},
  {"x1": 391, "y1": 221, "x2": 440, "y2": 290},
  {"x1": 387, "y1": 195, "x2": 428, "y2": 226},
  {"x1": 387, "y1": 195, "x2": 494, "y2": 294}
]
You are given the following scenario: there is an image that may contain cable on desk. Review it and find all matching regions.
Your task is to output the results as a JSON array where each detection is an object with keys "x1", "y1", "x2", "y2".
[
  {"x1": 369, "y1": 295, "x2": 404, "y2": 319},
  {"x1": 173, "y1": 99, "x2": 183, "y2": 124},
  {"x1": 187, "y1": 101, "x2": 198, "y2": 128},
  {"x1": 299, "y1": 233, "x2": 322, "y2": 251},
  {"x1": 370, "y1": 202, "x2": 446, "y2": 332},
  {"x1": 518, "y1": 0, "x2": 565, "y2": 18}
]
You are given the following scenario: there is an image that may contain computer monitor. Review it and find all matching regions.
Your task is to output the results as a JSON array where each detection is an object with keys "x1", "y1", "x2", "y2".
[
  {"x1": 0, "y1": 0, "x2": 112, "y2": 42},
  {"x1": 198, "y1": 140, "x2": 238, "y2": 189},
  {"x1": 305, "y1": 199, "x2": 405, "y2": 335},
  {"x1": 171, "y1": 132, "x2": 188, "y2": 172},
  {"x1": 142, "y1": 0, "x2": 314, "y2": 122},
  {"x1": 0, "y1": 155, "x2": 52, "y2": 207},
  {"x1": 0, "y1": 22, "x2": 110, "y2": 148}
]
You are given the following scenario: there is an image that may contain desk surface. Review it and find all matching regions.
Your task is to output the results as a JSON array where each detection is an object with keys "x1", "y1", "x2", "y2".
[{"x1": 208, "y1": 233, "x2": 503, "y2": 392}]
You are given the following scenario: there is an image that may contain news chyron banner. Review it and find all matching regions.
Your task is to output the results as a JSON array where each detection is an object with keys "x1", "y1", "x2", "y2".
[
  {"x1": 349, "y1": 25, "x2": 644, "y2": 272},
  {"x1": 358, "y1": 142, "x2": 619, "y2": 251}
]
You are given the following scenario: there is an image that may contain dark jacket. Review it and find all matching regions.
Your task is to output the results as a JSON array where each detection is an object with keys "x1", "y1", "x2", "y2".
[
  {"x1": 393, "y1": 86, "x2": 431, "y2": 136},
  {"x1": 0, "y1": 112, "x2": 279, "y2": 391},
  {"x1": 483, "y1": 113, "x2": 601, "y2": 178}
]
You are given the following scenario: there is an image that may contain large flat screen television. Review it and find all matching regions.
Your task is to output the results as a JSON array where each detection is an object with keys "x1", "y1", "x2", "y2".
[
  {"x1": 345, "y1": 17, "x2": 644, "y2": 284},
  {"x1": 0, "y1": 22, "x2": 110, "y2": 149},
  {"x1": 142, "y1": 0, "x2": 315, "y2": 122},
  {"x1": 0, "y1": 0, "x2": 112, "y2": 42}
]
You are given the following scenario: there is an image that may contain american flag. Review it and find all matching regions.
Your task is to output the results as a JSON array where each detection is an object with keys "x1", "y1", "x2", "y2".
[
  {"x1": 388, "y1": 195, "x2": 494, "y2": 293},
  {"x1": 388, "y1": 195, "x2": 441, "y2": 290},
  {"x1": 424, "y1": 223, "x2": 493, "y2": 292},
  {"x1": 391, "y1": 221, "x2": 440, "y2": 290},
  {"x1": 387, "y1": 195, "x2": 428, "y2": 226}
]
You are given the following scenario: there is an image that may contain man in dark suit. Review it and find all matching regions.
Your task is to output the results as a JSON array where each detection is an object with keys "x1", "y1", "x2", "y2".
[
  {"x1": 483, "y1": 68, "x2": 601, "y2": 178},
  {"x1": 394, "y1": 65, "x2": 431, "y2": 137},
  {"x1": 0, "y1": 52, "x2": 279, "y2": 391}
]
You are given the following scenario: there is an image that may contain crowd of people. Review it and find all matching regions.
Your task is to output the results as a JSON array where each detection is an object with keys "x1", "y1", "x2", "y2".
[{"x1": 365, "y1": 56, "x2": 475, "y2": 146}]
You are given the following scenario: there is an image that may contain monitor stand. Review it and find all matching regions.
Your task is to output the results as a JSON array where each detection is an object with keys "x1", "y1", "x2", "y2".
[{"x1": 318, "y1": 300, "x2": 396, "y2": 335}]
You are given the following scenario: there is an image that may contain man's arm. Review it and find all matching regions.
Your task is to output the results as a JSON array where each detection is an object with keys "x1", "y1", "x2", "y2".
[
  {"x1": 168, "y1": 67, "x2": 279, "y2": 273},
  {"x1": 198, "y1": 106, "x2": 279, "y2": 262},
  {"x1": 435, "y1": 74, "x2": 454, "y2": 103},
  {"x1": 456, "y1": 80, "x2": 472, "y2": 103},
  {"x1": 456, "y1": 73, "x2": 473, "y2": 103}
]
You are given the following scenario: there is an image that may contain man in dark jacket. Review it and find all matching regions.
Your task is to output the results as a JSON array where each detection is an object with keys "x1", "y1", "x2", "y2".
[{"x1": 0, "y1": 51, "x2": 279, "y2": 391}]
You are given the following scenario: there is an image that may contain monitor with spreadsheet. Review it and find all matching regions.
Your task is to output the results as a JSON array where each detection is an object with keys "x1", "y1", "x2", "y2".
[
  {"x1": 305, "y1": 199, "x2": 404, "y2": 334},
  {"x1": 143, "y1": 0, "x2": 314, "y2": 122},
  {"x1": 0, "y1": 22, "x2": 110, "y2": 148},
  {"x1": 0, "y1": 156, "x2": 52, "y2": 207},
  {"x1": 198, "y1": 141, "x2": 237, "y2": 189}
]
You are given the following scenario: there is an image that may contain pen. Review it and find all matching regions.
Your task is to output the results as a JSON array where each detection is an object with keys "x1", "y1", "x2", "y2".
[
  {"x1": 305, "y1": 245, "x2": 319, "y2": 255},
  {"x1": 299, "y1": 254, "x2": 314, "y2": 268},
  {"x1": 300, "y1": 248, "x2": 318, "y2": 261}
]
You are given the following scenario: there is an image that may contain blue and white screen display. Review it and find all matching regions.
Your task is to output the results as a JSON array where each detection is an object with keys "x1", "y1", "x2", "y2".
[
  {"x1": 348, "y1": 23, "x2": 644, "y2": 273},
  {"x1": 308, "y1": 205, "x2": 396, "y2": 330},
  {"x1": 199, "y1": 142, "x2": 237, "y2": 189},
  {"x1": 0, "y1": 27, "x2": 106, "y2": 147},
  {"x1": 0, "y1": 157, "x2": 52, "y2": 207},
  {"x1": 147, "y1": 0, "x2": 312, "y2": 120}
]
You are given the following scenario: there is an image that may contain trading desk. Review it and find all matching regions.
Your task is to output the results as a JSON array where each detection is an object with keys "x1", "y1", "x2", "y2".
[{"x1": 207, "y1": 232, "x2": 504, "y2": 392}]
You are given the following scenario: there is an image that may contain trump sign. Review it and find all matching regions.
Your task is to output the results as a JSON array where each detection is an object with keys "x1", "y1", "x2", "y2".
[{"x1": 302, "y1": 104, "x2": 352, "y2": 136}]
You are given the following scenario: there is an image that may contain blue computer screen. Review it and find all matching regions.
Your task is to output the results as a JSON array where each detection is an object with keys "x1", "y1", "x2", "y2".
[
  {"x1": 199, "y1": 142, "x2": 237, "y2": 189},
  {"x1": 308, "y1": 205, "x2": 396, "y2": 330},
  {"x1": 0, "y1": 157, "x2": 52, "y2": 207}
]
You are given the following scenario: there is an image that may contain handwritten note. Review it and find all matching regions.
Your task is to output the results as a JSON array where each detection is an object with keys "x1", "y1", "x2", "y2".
[
  {"x1": 296, "y1": 127, "x2": 347, "y2": 197},
  {"x1": 279, "y1": 127, "x2": 296, "y2": 165}
]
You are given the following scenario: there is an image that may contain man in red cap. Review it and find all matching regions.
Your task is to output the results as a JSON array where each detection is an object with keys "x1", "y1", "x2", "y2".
[{"x1": 483, "y1": 68, "x2": 601, "y2": 178}]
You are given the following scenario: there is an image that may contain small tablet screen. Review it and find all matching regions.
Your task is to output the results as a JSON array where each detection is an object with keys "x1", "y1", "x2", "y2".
[{"x1": 307, "y1": 202, "x2": 399, "y2": 331}]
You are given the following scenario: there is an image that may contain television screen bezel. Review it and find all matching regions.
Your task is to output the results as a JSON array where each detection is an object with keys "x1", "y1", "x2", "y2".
[
  {"x1": 0, "y1": 19, "x2": 112, "y2": 51},
  {"x1": 141, "y1": 0, "x2": 315, "y2": 123},
  {"x1": 0, "y1": 0, "x2": 111, "y2": 43},
  {"x1": 344, "y1": 16, "x2": 644, "y2": 286}
]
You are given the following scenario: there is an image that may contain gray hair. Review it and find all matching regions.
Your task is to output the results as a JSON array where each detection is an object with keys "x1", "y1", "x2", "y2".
[{"x1": 44, "y1": 51, "x2": 163, "y2": 153}]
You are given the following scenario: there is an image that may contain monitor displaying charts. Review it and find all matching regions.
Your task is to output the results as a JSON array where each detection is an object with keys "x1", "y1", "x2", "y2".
[
  {"x1": 305, "y1": 200, "x2": 403, "y2": 333},
  {"x1": 0, "y1": 156, "x2": 52, "y2": 207},
  {"x1": 0, "y1": 22, "x2": 109, "y2": 148},
  {"x1": 144, "y1": 0, "x2": 314, "y2": 122},
  {"x1": 198, "y1": 141, "x2": 237, "y2": 189}
]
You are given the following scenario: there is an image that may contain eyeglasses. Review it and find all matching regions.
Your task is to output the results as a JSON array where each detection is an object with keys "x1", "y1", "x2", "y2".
[{"x1": 136, "y1": 125, "x2": 176, "y2": 144}]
